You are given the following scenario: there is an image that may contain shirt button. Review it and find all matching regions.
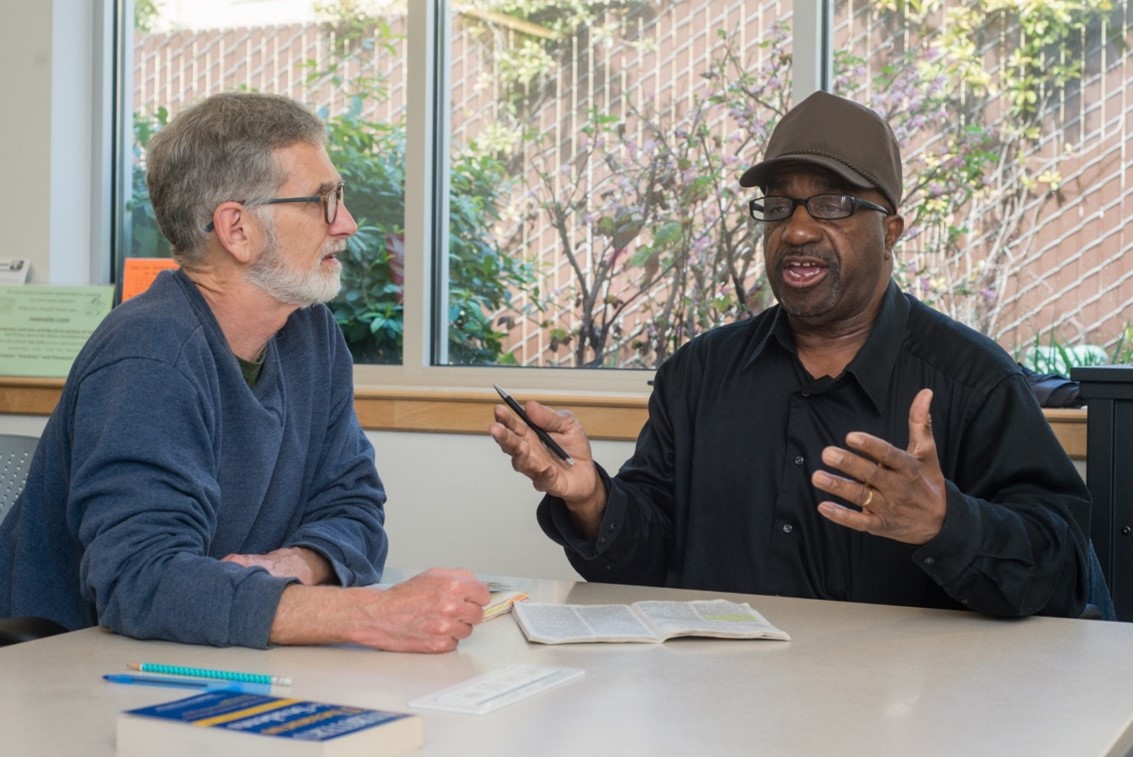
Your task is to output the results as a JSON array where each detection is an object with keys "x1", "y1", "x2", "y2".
[
  {"x1": 782, "y1": 524, "x2": 793, "y2": 534},
  {"x1": 607, "y1": 523, "x2": 616, "y2": 532},
  {"x1": 793, "y1": 456, "x2": 804, "y2": 466},
  {"x1": 923, "y1": 556, "x2": 935, "y2": 566},
  {"x1": 598, "y1": 537, "x2": 607, "y2": 545},
  {"x1": 801, "y1": 392, "x2": 810, "y2": 398}
]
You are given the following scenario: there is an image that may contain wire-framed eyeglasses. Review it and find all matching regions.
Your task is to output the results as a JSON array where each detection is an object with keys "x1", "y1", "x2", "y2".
[
  {"x1": 748, "y1": 193, "x2": 891, "y2": 223},
  {"x1": 204, "y1": 182, "x2": 345, "y2": 232}
]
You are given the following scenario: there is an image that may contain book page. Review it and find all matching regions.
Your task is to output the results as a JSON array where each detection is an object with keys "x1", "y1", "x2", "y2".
[
  {"x1": 512, "y1": 603, "x2": 659, "y2": 643},
  {"x1": 633, "y1": 600, "x2": 791, "y2": 641}
]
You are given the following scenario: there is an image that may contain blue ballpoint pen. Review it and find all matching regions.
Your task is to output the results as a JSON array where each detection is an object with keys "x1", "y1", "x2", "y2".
[
  {"x1": 103, "y1": 673, "x2": 270, "y2": 693},
  {"x1": 104, "y1": 673, "x2": 213, "y2": 689}
]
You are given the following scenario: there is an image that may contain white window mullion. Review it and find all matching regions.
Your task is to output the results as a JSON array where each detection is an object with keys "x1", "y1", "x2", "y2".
[
  {"x1": 792, "y1": 0, "x2": 832, "y2": 104},
  {"x1": 401, "y1": 0, "x2": 445, "y2": 374}
]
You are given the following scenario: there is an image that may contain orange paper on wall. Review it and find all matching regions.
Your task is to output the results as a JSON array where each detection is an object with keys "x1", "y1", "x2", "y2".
[{"x1": 122, "y1": 258, "x2": 179, "y2": 301}]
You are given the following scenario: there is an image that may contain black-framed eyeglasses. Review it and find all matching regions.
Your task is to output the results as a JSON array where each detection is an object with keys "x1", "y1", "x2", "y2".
[
  {"x1": 748, "y1": 193, "x2": 891, "y2": 223},
  {"x1": 204, "y1": 182, "x2": 345, "y2": 232}
]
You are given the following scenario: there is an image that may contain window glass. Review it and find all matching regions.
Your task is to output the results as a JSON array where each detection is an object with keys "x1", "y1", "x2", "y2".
[
  {"x1": 121, "y1": 2, "x2": 1130, "y2": 377},
  {"x1": 443, "y1": 2, "x2": 793, "y2": 368},
  {"x1": 126, "y1": 0, "x2": 409, "y2": 364},
  {"x1": 834, "y1": 0, "x2": 1133, "y2": 369}
]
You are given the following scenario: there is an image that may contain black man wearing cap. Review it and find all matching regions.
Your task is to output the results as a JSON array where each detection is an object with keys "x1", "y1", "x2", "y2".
[{"x1": 491, "y1": 90, "x2": 1109, "y2": 619}]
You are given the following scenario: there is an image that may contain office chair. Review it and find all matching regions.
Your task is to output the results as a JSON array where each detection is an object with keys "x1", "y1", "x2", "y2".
[
  {"x1": 0, "y1": 433, "x2": 39, "y2": 524},
  {"x1": 0, "y1": 433, "x2": 67, "y2": 646}
]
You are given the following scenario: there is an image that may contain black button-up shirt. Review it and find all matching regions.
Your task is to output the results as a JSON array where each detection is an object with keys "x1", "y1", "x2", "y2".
[{"x1": 539, "y1": 282, "x2": 1090, "y2": 616}]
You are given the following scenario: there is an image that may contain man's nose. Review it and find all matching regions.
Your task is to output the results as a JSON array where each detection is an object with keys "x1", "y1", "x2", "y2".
[
  {"x1": 332, "y1": 201, "x2": 359, "y2": 237},
  {"x1": 778, "y1": 202, "x2": 823, "y2": 243}
]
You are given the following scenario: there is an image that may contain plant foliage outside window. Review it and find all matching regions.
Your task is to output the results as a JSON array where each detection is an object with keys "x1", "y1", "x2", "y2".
[
  {"x1": 127, "y1": 8, "x2": 536, "y2": 366},
  {"x1": 125, "y1": 1, "x2": 1131, "y2": 372},
  {"x1": 841, "y1": 0, "x2": 1122, "y2": 360},
  {"x1": 449, "y1": 0, "x2": 1128, "y2": 369}
]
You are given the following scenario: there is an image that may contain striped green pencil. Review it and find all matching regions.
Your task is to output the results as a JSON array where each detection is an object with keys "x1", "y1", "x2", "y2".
[{"x1": 127, "y1": 662, "x2": 292, "y2": 687}]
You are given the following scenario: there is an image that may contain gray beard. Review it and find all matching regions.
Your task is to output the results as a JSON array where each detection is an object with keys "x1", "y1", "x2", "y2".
[{"x1": 245, "y1": 224, "x2": 343, "y2": 306}]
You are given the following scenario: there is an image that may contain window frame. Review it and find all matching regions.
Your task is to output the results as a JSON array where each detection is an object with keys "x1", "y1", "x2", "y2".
[{"x1": 108, "y1": 0, "x2": 830, "y2": 394}]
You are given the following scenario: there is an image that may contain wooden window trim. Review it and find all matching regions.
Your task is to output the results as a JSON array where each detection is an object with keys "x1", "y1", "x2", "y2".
[{"x1": 0, "y1": 377, "x2": 1087, "y2": 458}]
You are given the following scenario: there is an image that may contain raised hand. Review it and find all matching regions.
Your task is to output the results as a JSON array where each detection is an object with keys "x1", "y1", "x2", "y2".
[
  {"x1": 489, "y1": 398, "x2": 607, "y2": 537},
  {"x1": 811, "y1": 388, "x2": 948, "y2": 545}
]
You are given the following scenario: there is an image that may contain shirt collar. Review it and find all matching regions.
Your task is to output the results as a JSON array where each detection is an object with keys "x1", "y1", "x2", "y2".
[
  {"x1": 743, "y1": 305, "x2": 791, "y2": 368},
  {"x1": 845, "y1": 280, "x2": 908, "y2": 412},
  {"x1": 742, "y1": 280, "x2": 909, "y2": 413}
]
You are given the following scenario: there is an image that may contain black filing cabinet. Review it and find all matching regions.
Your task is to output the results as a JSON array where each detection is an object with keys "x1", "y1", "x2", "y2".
[{"x1": 1073, "y1": 365, "x2": 1133, "y2": 621}]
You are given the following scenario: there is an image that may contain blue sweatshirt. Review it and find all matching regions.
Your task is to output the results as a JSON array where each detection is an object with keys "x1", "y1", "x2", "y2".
[{"x1": 0, "y1": 270, "x2": 387, "y2": 647}]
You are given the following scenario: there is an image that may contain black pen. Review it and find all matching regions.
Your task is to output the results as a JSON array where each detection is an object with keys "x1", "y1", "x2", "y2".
[{"x1": 494, "y1": 384, "x2": 575, "y2": 466}]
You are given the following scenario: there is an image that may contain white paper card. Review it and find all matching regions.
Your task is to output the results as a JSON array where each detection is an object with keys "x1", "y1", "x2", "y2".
[
  {"x1": 0, "y1": 259, "x2": 30, "y2": 284},
  {"x1": 408, "y1": 664, "x2": 584, "y2": 715}
]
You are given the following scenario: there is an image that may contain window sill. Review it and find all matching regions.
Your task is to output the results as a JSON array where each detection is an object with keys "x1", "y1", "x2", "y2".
[
  {"x1": 0, "y1": 377, "x2": 649, "y2": 442},
  {"x1": 0, "y1": 377, "x2": 1086, "y2": 456}
]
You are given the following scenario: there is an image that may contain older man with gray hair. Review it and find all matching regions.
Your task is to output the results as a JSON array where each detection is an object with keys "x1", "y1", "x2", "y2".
[{"x1": 0, "y1": 92, "x2": 489, "y2": 650}]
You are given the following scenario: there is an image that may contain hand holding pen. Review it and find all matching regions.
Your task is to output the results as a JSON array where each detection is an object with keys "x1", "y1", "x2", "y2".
[
  {"x1": 493, "y1": 385, "x2": 575, "y2": 466},
  {"x1": 488, "y1": 387, "x2": 608, "y2": 538}
]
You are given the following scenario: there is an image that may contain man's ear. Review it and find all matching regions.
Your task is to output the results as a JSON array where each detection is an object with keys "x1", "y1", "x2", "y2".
[
  {"x1": 210, "y1": 202, "x2": 257, "y2": 264},
  {"x1": 883, "y1": 212, "x2": 905, "y2": 260}
]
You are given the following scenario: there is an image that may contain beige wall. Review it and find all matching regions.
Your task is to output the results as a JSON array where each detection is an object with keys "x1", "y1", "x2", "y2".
[
  {"x1": 0, "y1": 4, "x2": 54, "y2": 282},
  {"x1": 0, "y1": 410, "x2": 1088, "y2": 580},
  {"x1": 0, "y1": 1, "x2": 104, "y2": 286},
  {"x1": 0, "y1": 412, "x2": 635, "y2": 580}
]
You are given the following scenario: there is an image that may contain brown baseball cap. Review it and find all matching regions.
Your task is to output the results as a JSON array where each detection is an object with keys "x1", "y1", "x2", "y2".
[{"x1": 739, "y1": 91, "x2": 903, "y2": 210}]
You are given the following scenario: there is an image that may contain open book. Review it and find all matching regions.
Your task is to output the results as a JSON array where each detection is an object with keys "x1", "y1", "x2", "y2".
[{"x1": 512, "y1": 599, "x2": 790, "y2": 644}]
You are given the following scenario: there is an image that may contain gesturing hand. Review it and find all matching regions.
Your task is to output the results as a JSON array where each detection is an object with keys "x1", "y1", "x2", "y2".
[
  {"x1": 811, "y1": 388, "x2": 948, "y2": 545},
  {"x1": 489, "y1": 398, "x2": 607, "y2": 537}
]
